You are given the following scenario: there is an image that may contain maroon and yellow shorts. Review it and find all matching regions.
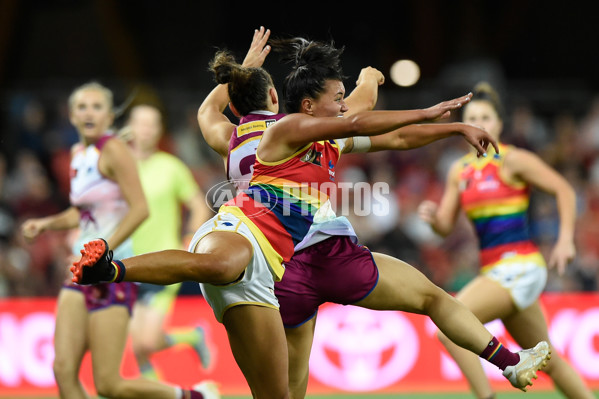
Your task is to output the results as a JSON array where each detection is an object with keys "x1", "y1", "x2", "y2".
[
  {"x1": 63, "y1": 282, "x2": 138, "y2": 315},
  {"x1": 275, "y1": 236, "x2": 379, "y2": 327}
]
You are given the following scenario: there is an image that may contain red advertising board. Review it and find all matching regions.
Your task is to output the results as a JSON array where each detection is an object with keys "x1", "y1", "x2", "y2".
[{"x1": 1, "y1": 293, "x2": 598, "y2": 396}]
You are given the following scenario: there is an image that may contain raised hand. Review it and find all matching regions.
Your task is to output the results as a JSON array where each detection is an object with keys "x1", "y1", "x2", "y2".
[
  {"x1": 459, "y1": 123, "x2": 500, "y2": 157},
  {"x1": 356, "y1": 66, "x2": 385, "y2": 87},
  {"x1": 548, "y1": 239, "x2": 576, "y2": 276},
  {"x1": 21, "y1": 218, "x2": 46, "y2": 243},
  {"x1": 417, "y1": 200, "x2": 438, "y2": 225},
  {"x1": 242, "y1": 26, "x2": 271, "y2": 68},
  {"x1": 423, "y1": 92, "x2": 473, "y2": 121}
]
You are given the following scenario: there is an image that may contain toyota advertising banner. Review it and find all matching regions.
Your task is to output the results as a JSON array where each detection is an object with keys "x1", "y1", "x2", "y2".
[{"x1": 1, "y1": 293, "x2": 598, "y2": 397}]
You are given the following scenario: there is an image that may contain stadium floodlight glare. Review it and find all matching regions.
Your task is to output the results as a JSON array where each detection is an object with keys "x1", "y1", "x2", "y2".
[{"x1": 390, "y1": 59, "x2": 420, "y2": 87}]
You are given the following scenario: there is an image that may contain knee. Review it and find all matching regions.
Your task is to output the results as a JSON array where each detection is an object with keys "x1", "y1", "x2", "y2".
[
  {"x1": 288, "y1": 366, "x2": 308, "y2": 392},
  {"x1": 420, "y1": 285, "x2": 448, "y2": 313},
  {"x1": 192, "y1": 232, "x2": 253, "y2": 283},
  {"x1": 256, "y1": 369, "x2": 289, "y2": 399},
  {"x1": 204, "y1": 251, "x2": 252, "y2": 284},
  {"x1": 435, "y1": 330, "x2": 447, "y2": 344},
  {"x1": 53, "y1": 357, "x2": 78, "y2": 384},
  {"x1": 94, "y1": 376, "x2": 121, "y2": 398},
  {"x1": 132, "y1": 334, "x2": 159, "y2": 358},
  {"x1": 93, "y1": 365, "x2": 124, "y2": 397},
  {"x1": 436, "y1": 329, "x2": 451, "y2": 345},
  {"x1": 288, "y1": 373, "x2": 308, "y2": 399},
  {"x1": 209, "y1": 259, "x2": 242, "y2": 283},
  {"x1": 96, "y1": 386, "x2": 118, "y2": 398}
]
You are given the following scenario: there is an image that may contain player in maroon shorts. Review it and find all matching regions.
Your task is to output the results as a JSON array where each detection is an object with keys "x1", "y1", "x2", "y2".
[
  {"x1": 22, "y1": 82, "x2": 218, "y2": 399},
  {"x1": 201, "y1": 28, "x2": 551, "y2": 398},
  {"x1": 71, "y1": 30, "x2": 550, "y2": 399}
]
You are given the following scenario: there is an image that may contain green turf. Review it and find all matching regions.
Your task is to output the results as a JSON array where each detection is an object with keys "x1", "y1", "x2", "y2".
[
  {"x1": 3, "y1": 392, "x2": 597, "y2": 399},
  {"x1": 224, "y1": 391, "x2": 599, "y2": 399}
]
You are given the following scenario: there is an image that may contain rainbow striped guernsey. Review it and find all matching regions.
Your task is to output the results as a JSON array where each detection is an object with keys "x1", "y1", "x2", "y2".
[
  {"x1": 458, "y1": 144, "x2": 545, "y2": 270},
  {"x1": 222, "y1": 139, "x2": 343, "y2": 281}
]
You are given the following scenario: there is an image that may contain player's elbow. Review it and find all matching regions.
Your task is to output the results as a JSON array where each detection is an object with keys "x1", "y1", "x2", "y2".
[
  {"x1": 432, "y1": 224, "x2": 452, "y2": 237},
  {"x1": 564, "y1": 183, "x2": 576, "y2": 201},
  {"x1": 137, "y1": 202, "x2": 150, "y2": 223},
  {"x1": 390, "y1": 135, "x2": 410, "y2": 150},
  {"x1": 375, "y1": 134, "x2": 409, "y2": 151},
  {"x1": 345, "y1": 114, "x2": 373, "y2": 136}
]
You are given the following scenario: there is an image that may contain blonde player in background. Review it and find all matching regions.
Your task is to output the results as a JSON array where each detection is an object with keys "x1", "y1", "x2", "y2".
[
  {"x1": 22, "y1": 82, "x2": 218, "y2": 399},
  {"x1": 71, "y1": 35, "x2": 550, "y2": 397}
]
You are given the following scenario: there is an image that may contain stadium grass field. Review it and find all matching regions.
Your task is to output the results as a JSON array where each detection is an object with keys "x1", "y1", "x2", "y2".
[
  {"x1": 223, "y1": 392, "x2": 599, "y2": 399},
  {"x1": 5, "y1": 393, "x2": 598, "y2": 398}
]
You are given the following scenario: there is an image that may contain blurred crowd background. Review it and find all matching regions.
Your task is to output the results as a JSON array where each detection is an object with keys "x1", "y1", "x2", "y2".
[{"x1": 1, "y1": 1, "x2": 598, "y2": 297}]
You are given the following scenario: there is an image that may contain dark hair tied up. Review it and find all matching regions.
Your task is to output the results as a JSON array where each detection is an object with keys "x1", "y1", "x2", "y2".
[{"x1": 270, "y1": 37, "x2": 346, "y2": 113}]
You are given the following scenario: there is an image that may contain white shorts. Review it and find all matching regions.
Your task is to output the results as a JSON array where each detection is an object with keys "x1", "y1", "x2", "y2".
[
  {"x1": 482, "y1": 260, "x2": 547, "y2": 310},
  {"x1": 188, "y1": 212, "x2": 279, "y2": 323}
]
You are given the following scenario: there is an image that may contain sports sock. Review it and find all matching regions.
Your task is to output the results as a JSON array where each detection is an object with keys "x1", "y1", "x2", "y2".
[
  {"x1": 177, "y1": 387, "x2": 204, "y2": 399},
  {"x1": 166, "y1": 328, "x2": 201, "y2": 347},
  {"x1": 111, "y1": 259, "x2": 126, "y2": 282},
  {"x1": 479, "y1": 336, "x2": 520, "y2": 370},
  {"x1": 139, "y1": 362, "x2": 161, "y2": 380}
]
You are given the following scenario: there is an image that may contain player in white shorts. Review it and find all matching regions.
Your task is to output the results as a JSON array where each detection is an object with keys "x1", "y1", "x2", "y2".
[{"x1": 419, "y1": 81, "x2": 593, "y2": 399}]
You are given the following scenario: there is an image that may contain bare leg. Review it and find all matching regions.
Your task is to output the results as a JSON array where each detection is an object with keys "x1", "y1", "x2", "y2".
[
  {"x1": 285, "y1": 317, "x2": 317, "y2": 399},
  {"x1": 354, "y1": 252, "x2": 493, "y2": 354},
  {"x1": 436, "y1": 275, "x2": 515, "y2": 399},
  {"x1": 223, "y1": 305, "x2": 289, "y2": 399},
  {"x1": 89, "y1": 306, "x2": 178, "y2": 399},
  {"x1": 53, "y1": 288, "x2": 90, "y2": 399},
  {"x1": 122, "y1": 232, "x2": 253, "y2": 285},
  {"x1": 504, "y1": 301, "x2": 595, "y2": 399},
  {"x1": 130, "y1": 302, "x2": 169, "y2": 379},
  {"x1": 72, "y1": 232, "x2": 251, "y2": 289}
]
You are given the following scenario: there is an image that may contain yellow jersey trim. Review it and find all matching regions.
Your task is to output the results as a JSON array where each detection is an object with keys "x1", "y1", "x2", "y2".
[
  {"x1": 256, "y1": 143, "x2": 313, "y2": 166},
  {"x1": 219, "y1": 205, "x2": 285, "y2": 281},
  {"x1": 229, "y1": 136, "x2": 261, "y2": 153},
  {"x1": 481, "y1": 252, "x2": 546, "y2": 273},
  {"x1": 237, "y1": 120, "x2": 268, "y2": 137}
]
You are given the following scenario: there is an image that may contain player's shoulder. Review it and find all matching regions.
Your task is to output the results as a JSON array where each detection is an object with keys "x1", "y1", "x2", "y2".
[{"x1": 502, "y1": 144, "x2": 537, "y2": 165}]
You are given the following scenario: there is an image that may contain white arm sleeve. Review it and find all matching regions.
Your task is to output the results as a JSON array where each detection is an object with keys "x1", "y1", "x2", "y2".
[{"x1": 349, "y1": 136, "x2": 371, "y2": 153}]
